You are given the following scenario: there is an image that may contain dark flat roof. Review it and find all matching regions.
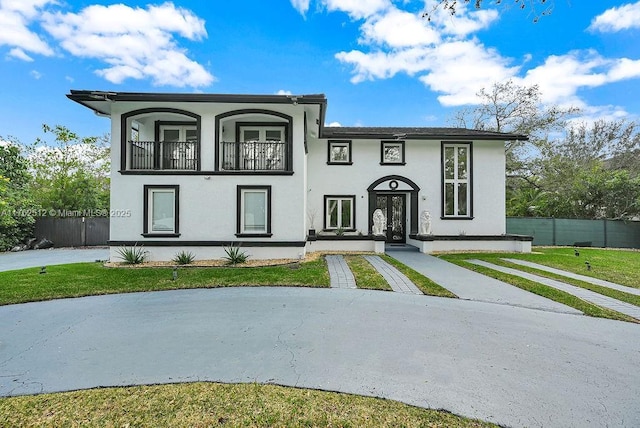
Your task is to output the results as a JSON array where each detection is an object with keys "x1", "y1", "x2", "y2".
[
  {"x1": 322, "y1": 126, "x2": 527, "y2": 140},
  {"x1": 67, "y1": 90, "x2": 327, "y2": 116},
  {"x1": 67, "y1": 90, "x2": 527, "y2": 140}
]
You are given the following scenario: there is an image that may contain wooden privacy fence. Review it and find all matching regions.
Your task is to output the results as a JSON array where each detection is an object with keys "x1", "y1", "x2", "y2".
[
  {"x1": 34, "y1": 217, "x2": 109, "y2": 247},
  {"x1": 507, "y1": 217, "x2": 640, "y2": 248}
]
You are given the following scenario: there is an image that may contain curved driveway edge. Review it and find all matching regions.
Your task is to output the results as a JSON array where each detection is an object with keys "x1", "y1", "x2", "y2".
[
  {"x1": 0, "y1": 248, "x2": 110, "y2": 272},
  {"x1": 1, "y1": 288, "x2": 639, "y2": 427}
]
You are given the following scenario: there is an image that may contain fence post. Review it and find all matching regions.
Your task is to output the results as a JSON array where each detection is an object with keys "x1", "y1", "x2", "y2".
[
  {"x1": 603, "y1": 219, "x2": 608, "y2": 248},
  {"x1": 552, "y1": 217, "x2": 556, "y2": 246},
  {"x1": 81, "y1": 217, "x2": 86, "y2": 247}
]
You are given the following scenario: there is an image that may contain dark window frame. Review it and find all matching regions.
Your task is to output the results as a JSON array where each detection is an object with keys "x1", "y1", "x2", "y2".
[
  {"x1": 441, "y1": 141, "x2": 474, "y2": 220},
  {"x1": 142, "y1": 184, "x2": 180, "y2": 237},
  {"x1": 327, "y1": 140, "x2": 353, "y2": 165},
  {"x1": 120, "y1": 108, "x2": 202, "y2": 173},
  {"x1": 380, "y1": 140, "x2": 406, "y2": 165},
  {"x1": 214, "y1": 109, "x2": 293, "y2": 174},
  {"x1": 236, "y1": 185, "x2": 273, "y2": 238},
  {"x1": 323, "y1": 195, "x2": 356, "y2": 231}
]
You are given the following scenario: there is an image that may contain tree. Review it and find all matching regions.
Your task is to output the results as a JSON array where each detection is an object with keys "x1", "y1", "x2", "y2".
[
  {"x1": 0, "y1": 142, "x2": 37, "y2": 250},
  {"x1": 424, "y1": 0, "x2": 554, "y2": 22},
  {"x1": 449, "y1": 80, "x2": 578, "y2": 190},
  {"x1": 28, "y1": 124, "x2": 110, "y2": 212},
  {"x1": 531, "y1": 119, "x2": 640, "y2": 219}
]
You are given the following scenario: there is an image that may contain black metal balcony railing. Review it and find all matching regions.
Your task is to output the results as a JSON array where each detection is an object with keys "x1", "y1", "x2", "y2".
[
  {"x1": 130, "y1": 141, "x2": 198, "y2": 170},
  {"x1": 221, "y1": 141, "x2": 287, "y2": 171}
]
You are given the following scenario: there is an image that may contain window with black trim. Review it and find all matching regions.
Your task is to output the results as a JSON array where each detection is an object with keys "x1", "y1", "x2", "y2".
[
  {"x1": 143, "y1": 185, "x2": 180, "y2": 237},
  {"x1": 237, "y1": 186, "x2": 272, "y2": 237},
  {"x1": 327, "y1": 140, "x2": 352, "y2": 164},
  {"x1": 324, "y1": 196, "x2": 355, "y2": 230},
  {"x1": 442, "y1": 143, "x2": 472, "y2": 218},
  {"x1": 381, "y1": 140, "x2": 405, "y2": 165}
]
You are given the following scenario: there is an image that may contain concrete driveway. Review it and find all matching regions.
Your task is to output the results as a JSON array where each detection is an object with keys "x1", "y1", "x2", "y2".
[
  {"x1": 0, "y1": 248, "x2": 109, "y2": 272},
  {"x1": 1, "y1": 288, "x2": 639, "y2": 428}
]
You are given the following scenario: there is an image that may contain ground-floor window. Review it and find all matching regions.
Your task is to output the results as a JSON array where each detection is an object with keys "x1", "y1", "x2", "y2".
[
  {"x1": 324, "y1": 195, "x2": 355, "y2": 230},
  {"x1": 237, "y1": 186, "x2": 272, "y2": 236},
  {"x1": 143, "y1": 185, "x2": 179, "y2": 236}
]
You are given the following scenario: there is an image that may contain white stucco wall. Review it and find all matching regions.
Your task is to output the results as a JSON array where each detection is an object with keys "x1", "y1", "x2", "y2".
[
  {"x1": 306, "y1": 137, "x2": 507, "y2": 238},
  {"x1": 108, "y1": 101, "x2": 310, "y2": 261}
]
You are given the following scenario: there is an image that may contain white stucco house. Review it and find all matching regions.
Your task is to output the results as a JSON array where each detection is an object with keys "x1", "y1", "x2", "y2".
[{"x1": 67, "y1": 90, "x2": 532, "y2": 261}]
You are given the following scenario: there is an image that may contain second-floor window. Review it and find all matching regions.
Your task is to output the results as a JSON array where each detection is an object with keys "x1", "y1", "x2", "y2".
[
  {"x1": 221, "y1": 123, "x2": 287, "y2": 171},
  {"x1": 129, "y1": 120, "x2": 199, "y2": 171}
]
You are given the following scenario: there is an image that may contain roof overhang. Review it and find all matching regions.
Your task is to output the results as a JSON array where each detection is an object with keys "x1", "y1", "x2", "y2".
[{"x1": 66, "y1": 90, "x2": 328, "y2": 118}]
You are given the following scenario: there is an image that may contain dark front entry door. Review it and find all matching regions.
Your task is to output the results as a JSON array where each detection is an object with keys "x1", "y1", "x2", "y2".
[{"x1": 375, "y1": 194, "x2": 406, "y2": 243}]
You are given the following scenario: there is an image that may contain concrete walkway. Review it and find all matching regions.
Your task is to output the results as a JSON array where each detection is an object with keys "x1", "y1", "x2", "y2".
[
  {"x1": 504, "y1": 258, "x2": 640, "y2": 296},
  {"x1": 326, "y1": 255, "x2": 356, "y2": 289},
  {"x1": 364, "y1": 255, "x2": 422, "y2": 295},
  {"x1": 387, "y1": 251, "x2": 582, "y2": 314},
  {"x1": 469, "y1": 259, "x2": 640, "y2": 320},
  {"x1": 1, "y1": 288, "x2": 639, "y2": 428},
  {"x1": 0, "y1": 248, "x2": 110, "y2": 272}
]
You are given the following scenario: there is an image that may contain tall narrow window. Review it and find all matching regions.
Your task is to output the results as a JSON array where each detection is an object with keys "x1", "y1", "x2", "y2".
[
  {"x1": 324, "y1": 196, "x2": 355, "y2": 230},
  {"x1": 143, "y1": 185, "x2": 179, "y2": 236},
  {"x1": 237, "y1": 186, "x2": 272, "y2": 236},
  {"x1": 442, "y1": 143, "x2": 472, "y2": 218}
]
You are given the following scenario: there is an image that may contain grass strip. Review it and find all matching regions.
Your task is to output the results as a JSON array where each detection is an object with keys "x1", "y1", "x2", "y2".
[
  {"x1": 0, "y1": 382, "x2": 496, "y2": 428},
  {"x1": 497, "y1": 259, "x2": 640, "y2": 308},
  {"x1": 381, "y1": 254, "x2": 457, "y2": 298},
  {"x1": 508, "y1": 247, "x2": 640, "y2": 289},
  {"x1": 344, "y1": 255, "x2": 392, "y2": 291},
  {"x1": 441, "y1": 256, "x2": 638, "y2": 323},
  {"x1": 0, "y1": 259, "x2": 330, "y2": 306}
]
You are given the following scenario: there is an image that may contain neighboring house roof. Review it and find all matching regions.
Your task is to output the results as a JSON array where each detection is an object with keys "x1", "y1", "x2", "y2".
[{"x1": 322, "y1": 126, "x2": 528, "y2": 141}]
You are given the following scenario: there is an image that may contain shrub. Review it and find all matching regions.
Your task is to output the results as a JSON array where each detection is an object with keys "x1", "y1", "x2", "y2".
[
  {"x1": 172, "y1": 250, "x2": 195, "y2": 265},
  {"x1": 223, "y1": 245, "x2": 249, "y2": 265},
  {"x1": 116, "y1": 244, "x2": 147, "y2": 265}
]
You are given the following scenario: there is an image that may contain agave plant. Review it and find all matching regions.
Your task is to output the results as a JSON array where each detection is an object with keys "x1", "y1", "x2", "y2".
[
  {"x1": 172, "y1": 250, "x2": 195, "y2": 265},
  {"x1": 116, "y1": 244, "x2": 147, "y2": 265},
  {"x1": 223, "y1": 245, "x2": 249, "y2": 265}
]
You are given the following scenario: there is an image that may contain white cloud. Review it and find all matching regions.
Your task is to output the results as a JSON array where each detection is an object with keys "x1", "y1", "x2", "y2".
[
  {"x1": 321, "y1": 0, "x2": 391, "y2": 20},
  {"x1": 521, "y1": 51, "x2": 640, "y2": 106},
  {"x1": 290, "y1": 0, "x2": 311, "y2": 16},
  {"x1": 8, "y1": 47, "x2": 33, "y2": 61},
  {"x1": 0, "y1": 0, "x2": 54, "y2": 58},
  {"x1": 360, "y1": 8, "x2": 440, "y2": 48},
  {"x1": 276, "y1": 89, "x2": 293, "y2": 95},
  {"x1": 589, "y1": 1, "x2": 640, "y2": 32},
  {"x1": 320, "y1": 0, "x2": 640, "y2": 116},
  {"x1": 30, "y1": 69, "x2": 42, "y2": 79},
  {"x1": 41, "y1": 2, "x2": 214, "y2": 87},
  {"x1": 326, "y1": 121, "x2": 342, "y2": 126}
]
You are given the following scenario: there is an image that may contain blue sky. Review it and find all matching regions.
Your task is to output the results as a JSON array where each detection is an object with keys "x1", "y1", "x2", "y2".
[{"x1": 1, "y1": 0, "x2": 640, "y2": 145}]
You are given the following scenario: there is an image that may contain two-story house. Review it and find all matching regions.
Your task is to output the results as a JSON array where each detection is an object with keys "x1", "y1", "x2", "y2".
[{"x1": 67, "y1": 90, "x2": 531, "y2": 261}]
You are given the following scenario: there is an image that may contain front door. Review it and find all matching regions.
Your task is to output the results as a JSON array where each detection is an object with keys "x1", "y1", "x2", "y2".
[{"x1": 375, "y1": 194, "x2": 406, "y2": 243}]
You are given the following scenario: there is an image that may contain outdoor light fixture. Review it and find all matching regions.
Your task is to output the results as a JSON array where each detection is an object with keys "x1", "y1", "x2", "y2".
[
  {"x1": 172, "y1": 267, "x2": 178, "y2": 281},
  {"x1": 574, "y1": 249, "x2": 580, "y2": 257},
  {"x1": 585, "y1": 261, "x2": 591, "y2": 271},
  {"x1": 40, "y1": 266, "x2": 47, "y2": 274}
]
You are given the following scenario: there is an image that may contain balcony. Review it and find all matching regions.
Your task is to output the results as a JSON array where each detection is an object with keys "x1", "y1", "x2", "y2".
[
  {"x1": 221, "y1": 141, "x2": 288, "y2": 171},
  {"x1": 130, "y1": 141, "x2": 198, "y2": 171}
]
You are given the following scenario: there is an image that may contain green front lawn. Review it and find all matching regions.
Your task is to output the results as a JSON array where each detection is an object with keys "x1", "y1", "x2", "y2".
[
  {"x1": 441, "y1": 249, "x2": 640, "y2": 323},
  {"x1": 0, "y1": 383, "x2": 496, "y2": 427},
  {"x1": 505, "y1": 247, "x2": 640, "y2": 288},
  {"x1": 0, "y1": 259, "x2": 330, "y2": 306}
]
